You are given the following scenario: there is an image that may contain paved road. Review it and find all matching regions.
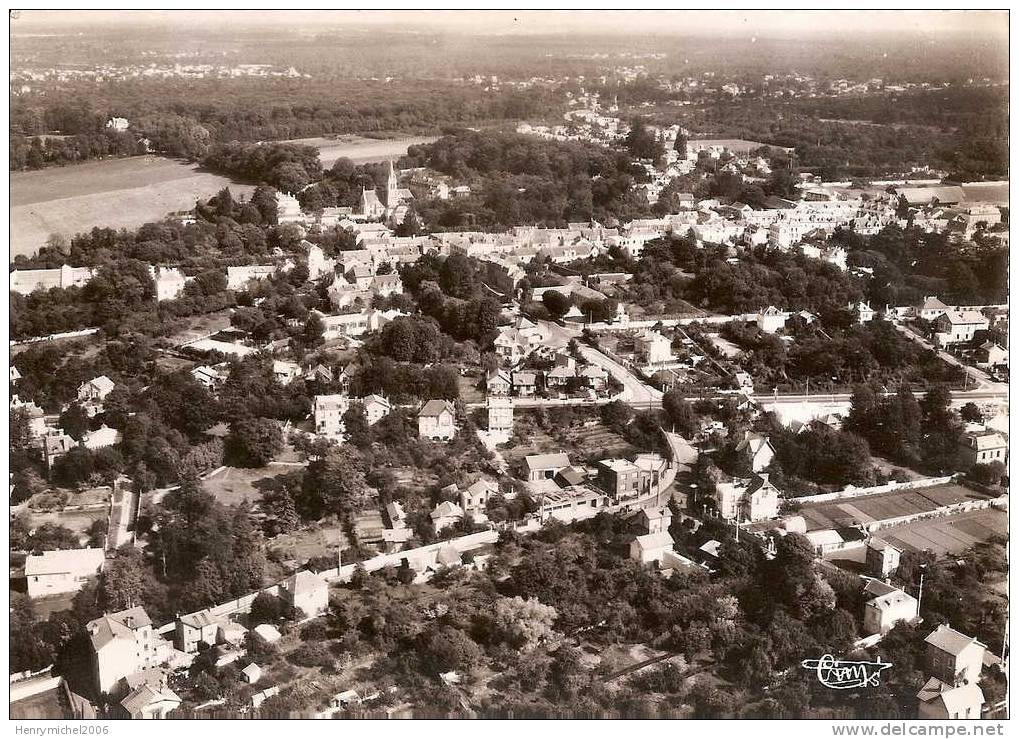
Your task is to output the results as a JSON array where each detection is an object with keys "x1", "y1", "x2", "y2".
[
  {"x1": 576, "y1": 343, "x2": 663, "y2": 406},
  {"x1": 892, "y1": 322, "x2": 999, "y2": 390}
]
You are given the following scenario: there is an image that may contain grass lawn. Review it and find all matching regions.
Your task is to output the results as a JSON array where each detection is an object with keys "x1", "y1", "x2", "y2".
[
  {"x1": 268, "y1": 520, "x2": 349, "y2": 563},
  {"x1": 202, "y1": 462, "x2": 304, "y2": 507}
]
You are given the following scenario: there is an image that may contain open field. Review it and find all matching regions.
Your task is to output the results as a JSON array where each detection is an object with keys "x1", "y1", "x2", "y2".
[
  {"x1": 828, "y1": 507, "x2": 1007, "y2": 562},
  {"x1": 202, "y1": 463, "x2": 304, "y2": 507},
  {"x1": 281, "y1": 135, "x2": 438, "y2": 168},
  {"x1": 797, "y1": 483, "x2": 993, "y2": 531},
  {"x1": 10, "y1": 156, "x2": 254, "y2": 259}
]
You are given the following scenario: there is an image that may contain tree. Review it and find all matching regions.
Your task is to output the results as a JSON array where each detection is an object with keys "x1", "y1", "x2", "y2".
[
  {"x1": 959, "y1": 402, "x2": 984, "y2": 423},
  {"x1": 226, "y1": 417, "x2": 283, "y2": 467},
  {"x1": 662, "y1": 391, "x2": 699, "y2": 437},
  {"x1": 493, "y1": 596, "x2": 558, "y2": 650},
  {"x1": 59, "y1": 402, "x2": 91, "y2": 441},
  {"x1": 625, "y1": 118, "x2": 665, "y2": 161},
  {"x1": 541, "y1": 290, "x2": 571, "y2": 319},
  {"x1": 299, "y1": 447, "x2": 372, "y2": 519},
  {"x1": 674, "y1": 131, "x2": 687, "y2": 158},
  {"x1": 969, "y1": 461, "x2": 1005, "y2": 487},
  {"x1": 250, "y1": 592, "x2": 287, "y2": 624}
]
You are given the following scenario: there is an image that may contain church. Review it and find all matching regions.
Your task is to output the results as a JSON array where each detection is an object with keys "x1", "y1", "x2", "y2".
[{"x1": 360, "y1": 160, "x2": 413, "y2": 223}]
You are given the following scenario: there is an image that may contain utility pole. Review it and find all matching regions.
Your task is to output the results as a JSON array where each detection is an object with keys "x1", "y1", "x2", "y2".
[{"x1": 916, "y1": 567, "x2": 926, "y2": 613}]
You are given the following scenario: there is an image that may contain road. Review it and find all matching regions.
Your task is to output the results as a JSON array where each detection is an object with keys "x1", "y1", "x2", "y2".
[
  {"x1": 892, "y1": 322, "x2": 1000, "y2": 390},
  {"x1": 575, "y1": 343, "x2": 663, "y2": 406}
]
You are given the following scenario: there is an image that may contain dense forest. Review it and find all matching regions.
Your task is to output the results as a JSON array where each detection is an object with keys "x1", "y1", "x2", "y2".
[{"x1": 400, "y1": 130, "x2": 653, "y2": 228}]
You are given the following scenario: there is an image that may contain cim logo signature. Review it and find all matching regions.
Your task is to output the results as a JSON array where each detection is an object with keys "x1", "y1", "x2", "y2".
[{"x1": 801, "y1": 654, "x2": 892, "y2": 689}]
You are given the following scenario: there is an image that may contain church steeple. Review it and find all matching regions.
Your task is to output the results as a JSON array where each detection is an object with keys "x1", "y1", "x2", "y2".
[{"x1": 386, "y1": 160, "x2": 399, "y2": 208}]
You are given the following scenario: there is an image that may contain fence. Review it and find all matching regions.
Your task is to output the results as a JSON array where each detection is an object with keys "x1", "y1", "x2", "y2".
[{"x1": 792, "y1": 475, "x2": 956, "y2": 505}]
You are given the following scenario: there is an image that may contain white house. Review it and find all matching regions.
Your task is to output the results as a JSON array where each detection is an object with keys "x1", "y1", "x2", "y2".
[
  {"x1": 630, "y1": 531, "x2": 675, "y2": 565},
  {"x1": 272, "y1": 360, "x2": 301, "y2": 386},
  {"x1": 119, "y1": 679, "x2": 182, "y2": 719},
  {"x1": 280, "y1": 570, "x2": 329, "y2": 619},
  {"x1": 862, "y1": 579, "x2": 919, "y2": 636},
  {"x1": 418, "y1": 399, "x2": 456, "y2": 441},
  {"x1": 86, "y1": 607, "x2": 170, "y2": 695},
  {"x1": 240, "y1": 663, "x2": 263, "y2": 684},
  {"x1": 313, "y1": 394, "x2": 349, "y2": 438},
  {"x1": 735, "y1": 432, "x2": 776, "y2": 473},
  {"x1": 149, "y1": 266, "x2": 187, "y2": 302},
  {"x1": 924, "y1": 625, "x2": 986, "y2": 686},
  {"x1": 25, "y1": 548, "x2": 105, "y2": 598},
  {"x1": 917, "y1": 679, "x2": 985, "y2": 721},
  {"x1": 431, "y1": 501, "x2": 465, "y2": 533},
  {"x1": 361, "y1": 394, "x2": 392, "y2": 426},
  {"x1": 487, "y1": 396, "x2": 513, "y2": 433},
  {"x1": 633, "y1": 330, "x2": 673, "y2": 366},
  {"x1": 78, "y1": 375, "x2": 115, "y2": 404},
  {"x1": 459, "y1": 478, "x2": 499, "y2": 514},
  {"x1": 713, "y1": 473, "x2": 780, "y2": 522},
  {"x1": 933, "y1": 311, "x2": 989, "y2": 347}
]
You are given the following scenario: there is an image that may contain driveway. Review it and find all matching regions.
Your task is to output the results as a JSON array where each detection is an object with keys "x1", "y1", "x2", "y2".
[{"x1": 576, "y1": 343, "x2": 663, "y2": 406}]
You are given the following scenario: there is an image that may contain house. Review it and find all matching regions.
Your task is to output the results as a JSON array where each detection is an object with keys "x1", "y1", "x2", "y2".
[
  {"x1": 919, "y1": 295, "x2": 951, "y2": 321},
  {"x1": 917, "y1": 678, "x2": 985, "y2": 720},
  {"x1": 735, "y1": 432, "x2": 775, "y2": 473},
  {"x1": 713, "y1": 474, "x2": 780, "y2": 522},
  {"x1": 190, "y1": 365, "x2": 223, "y2": 390},
  {"x1": 9, "y1": 264, "x2": 95, "y2": 295},
  {"x1": 272, "y1": 360, "x2": 301, "y2": 386},
  {"x1": 78, "y1": 375, "x2": 115, "y2": 404},
  {"x1": 633, "y1": 330, "x2": 673, "y2": 366},
  {"x1": 958, "y1": 431, "x2": 1007, "y2": 468},
  {"x1": 595, "y1": 458, "x2": 641, "y2": 501},
  {"x1": 25, "y1": 547, "x2": 105, "y2": 598},
  {"x1": 924, "y1": 625, "x2": 987, "y2": 686},
  {"x1": 524, "y1": 452, "x2": 571, "y2": 482},
  {"x1": 487, "y1": 396, "x2": 513, "y2": 433},
  {"x1": 856, "y1": 301, "x2": 876, "y2": 323},
  {"x1": 630, "y1": 531, "x2": 675, "y2": 565},
  {"x1": 386, "y1": 501, "x2": 407, "y2": 528},
  {"x1": 175, "y1": 610, "x2": 219, "y2": 654},
  {"x1": 431, "y1": 501, "x2": 464, "y2": 533},
  {"x1": 545, "y1": 363, "x2": 576, "y2": 390},
  {"x1": 370, "y1": 273, "x2": 403, "y2": 297},
  {"x1": 933, "y1": 311, "x2": 990, "y2": 347},
  {"x1": 486, "y1": 369, "x2": 512, "y2": 396},
  {"x1": 804, "y1": 528, "x2": 844, "y2": 556},
  {"x1": 43, "y1": 433, "x2": 76, "y2": 472},
  {"x1": 226, "y1": 265, "x2": 277, "y2": 291},
  {"x1": 149, "y1": 266, "x2": 187, "y2": 302},
  {"x1": 866, "y1": 538, "x2": 902, "y2": 578},
  {"x1": 418, "y1": 399, "x2": 456, "y2": 441},
  {"x1": 280, "y1": 570, "x2": 329, "y2": 619},
  {"x1": 579, "y1": 364, "x2": 608, "y2": 391},
  {"x1": 460, "y1": 478, "x2": 500, "y2": 514},
  {"x1": 86, "y1": 607, "x2": 167, "y2": 695},
  {"x1": 82, "y1": 425, "x2": 121, "y2": 450},
  {"x1": 253, "y1": 624, "x2": 282, "y2": 644},
  {"x1": 313, "y1": 394, "x2": 349, "y2": 438},
  {"x1": 119, "y1": 679, "x2": 181, "y2": 719},
  {"x1": 10, "y1": 366, "x2": 21, "y2": 385},
  {"x1": 512, "y1": 371, "x2": 537, "y2": 397},
  {"x1": 354, "y1": 394, "x2": 390, "y2": 426},
  {"x1": 637, "y1": 507, "x2": 672, "y2": 535},
  {"x1": 754, "y1": 306, "x2": 788, "y2": 334},
  {"x1": 240, "y1": 663, "x2": 262, "y2": 684},
  {"x1": 975, "y1": 341, "x2": 1008, "y2": 369},
  {"x1": 862, "y1": 579, "x2": 918, "y2": 636}
]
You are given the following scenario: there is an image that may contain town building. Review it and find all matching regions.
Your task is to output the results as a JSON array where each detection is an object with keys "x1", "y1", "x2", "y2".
[
  {"x1": 735, "y1": 432, "x2": 776, "y2": 473},
  {"x1": 924, "y1": 624, "x2": 987, "y2": 686},
  {"x1": 460, "y1": 479, "x2": 499, "y2": 514},
  {"x1": 933, "y1": 310, "x2": 989, "y2": 347},
  {"x1": 862, "y1": 579, "x2": 919, "y2": 636},
  {"x1": 595, "y1": 458, "x2": 641, "y2": 501},
  {"x1": 25, "y1": 547, "x2": 105, "y2": 598},
  {"x1": 866, "y1": 538, "x2": 902, "y2": 578},
  {"x1": 361, "y1": 394, "x2": 392, "y2": 426},
  {"x1": 175, "y1": 610, "x2": 219, "y2": 654},
  {"x1": 524, "y1": 452, "x2": 572, "y2": 482},
  {"x1": 86, "y1": 607, "x2": 171, "y2": 695},
  {"x1": 487, "y1": 396, "x2": 514, "y2": 433},
  {"x1": 431, "y1": 501, "x2": 465, "y2": 533},
  {"x1": 713, "y1": 473, "x2": 780, "y2": 522},
  {"x1": 9, "y1": 264, "x2": 96, "y2": 295},
  {"x1": 958, "y1": 431, "x2": 1007, "y2": 468},
  {"x1": 917, "y1": 679, "x2": 985, "y2": 720},
  {"x1": 633, "y1": 330, "x2": 673, "y2": 366},
  {"x1": 418, "y1": 399, "x2": 456, "y2": 441},
  {"x1": 486, "y1": 368, "x2": 512, "y2": 396},
  {"x1": 280, "y1": 570, "x2": 329, "y2": 618},
  {"x1": 630, "y1": 531, "x2": 675, "y2": 565},
  {"x1": 313, "y1": 394, "x2": 349, "y2": 438}
]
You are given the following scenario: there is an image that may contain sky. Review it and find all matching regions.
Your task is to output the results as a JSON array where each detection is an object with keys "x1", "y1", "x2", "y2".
[{"x1": 12, "y1": 9, "x2": 1009, "y2": 39}]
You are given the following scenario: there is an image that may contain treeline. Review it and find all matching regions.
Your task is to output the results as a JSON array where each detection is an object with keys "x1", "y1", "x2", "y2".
[
  {"x1": 832, "y1": 225, "x2": 1007, "y2": 308},
  {"x1": 10, "y1": 130, "x2": 145, "y2": 170},
  {"x1": 202, "y1": 142, "x2": 323, "y2": 194},
  {"x1": 400, "y1": 129, "x2": 653, "y2": 228},
  {"x1": 10, "y1": 78, "x2": 562, "y2": 170}
]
